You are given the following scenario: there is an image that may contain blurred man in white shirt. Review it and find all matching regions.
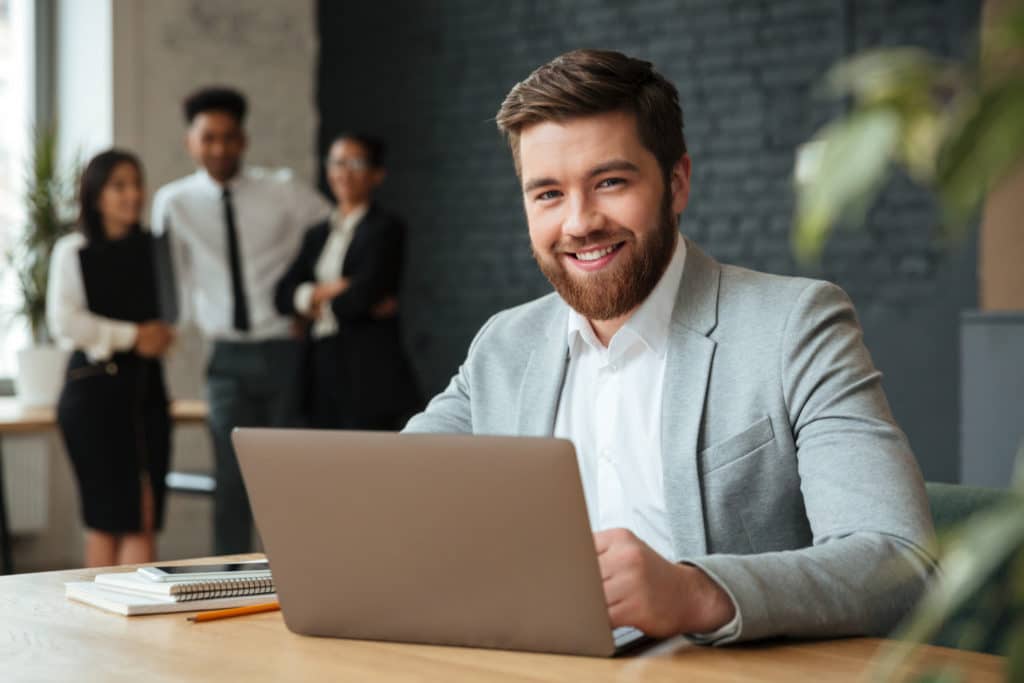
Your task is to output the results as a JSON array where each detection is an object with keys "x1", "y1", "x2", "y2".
[{"x1": 152, "y1": 87, "x2": 330, "y2": 554}]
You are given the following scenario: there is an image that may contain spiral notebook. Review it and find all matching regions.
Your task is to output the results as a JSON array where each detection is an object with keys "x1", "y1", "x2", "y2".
[
  {"x1": 94, "y1": 571, "x2": 276, "y2": 601},
  {"x1": 65, "y1": 581, "x2": 278, "y2": 616}
]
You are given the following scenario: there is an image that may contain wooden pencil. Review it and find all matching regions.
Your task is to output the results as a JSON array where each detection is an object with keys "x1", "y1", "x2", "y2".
[{"x1": 186, "y1": 601, "x2": 281, "y2": 622}]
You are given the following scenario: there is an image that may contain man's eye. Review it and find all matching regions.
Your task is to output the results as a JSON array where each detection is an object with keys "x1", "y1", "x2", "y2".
[
  {"x1": 597, "y1": 177, "x2": 625, "y2": 189},
  {"x1": 536, "y1": 190, "x2": 562, "y2": 201}
]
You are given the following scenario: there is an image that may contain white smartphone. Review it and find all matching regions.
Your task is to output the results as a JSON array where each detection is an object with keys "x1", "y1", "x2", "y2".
[{"x1": 137, "y1": 560, "x2": 270, "y2": 582}]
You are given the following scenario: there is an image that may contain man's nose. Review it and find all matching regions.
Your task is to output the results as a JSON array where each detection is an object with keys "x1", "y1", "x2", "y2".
[{"x1": 562, "y1": 193, "x2": 603, "y2": 238}]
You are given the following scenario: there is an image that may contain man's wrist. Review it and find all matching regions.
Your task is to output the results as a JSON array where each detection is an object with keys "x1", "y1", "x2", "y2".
[{"x1": 676, "y1": 563, "x2": 736, "y2": 634}]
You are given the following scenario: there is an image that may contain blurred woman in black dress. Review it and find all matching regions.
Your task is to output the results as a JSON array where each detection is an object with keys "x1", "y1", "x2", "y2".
[{"x1": 47, "y1": 150, "x2": 174, "y2": 567}]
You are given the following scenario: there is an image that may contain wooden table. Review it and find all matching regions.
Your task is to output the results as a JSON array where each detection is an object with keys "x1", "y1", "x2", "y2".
[
  {"x1": 0, "y1": 556, "x2": 1006, "y2": 682},
  {"x1": 0, "y1": 397, "x2": 208, "y2": 433},
  {"x1": 0, "y1": 397, "x2": 208, "y2": 574}
]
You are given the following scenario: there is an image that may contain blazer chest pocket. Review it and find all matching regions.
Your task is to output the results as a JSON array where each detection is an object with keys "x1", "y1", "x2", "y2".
[{"x1": 700, "y1": 416, "x2": 775, "y2": 475}]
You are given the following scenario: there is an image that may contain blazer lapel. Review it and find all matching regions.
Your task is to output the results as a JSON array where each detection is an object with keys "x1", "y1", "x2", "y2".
[
  {"x1": 303, "y1": 223, "x2": 330, "y2": 281},
  {"x1": 515, "y1": 302, "x2": 570, "y2": 436},
  {"x1": 662, "y1": 240, "x2": 721, "y2": 559},
  {"x1": 340, "y1": 205, "x2": 377, "y2": 276}
]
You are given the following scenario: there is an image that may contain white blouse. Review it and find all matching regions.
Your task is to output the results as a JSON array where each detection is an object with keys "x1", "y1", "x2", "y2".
[
  {"x1": 293, "y1": 205, "x2": 368, "y2": 339},
  {"x1": 46, "y1": 232, "x2": 139, "y2": 362}
]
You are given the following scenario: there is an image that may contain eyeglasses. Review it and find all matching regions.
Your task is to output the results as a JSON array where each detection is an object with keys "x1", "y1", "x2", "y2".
[{"x1": 325, "y1": 157, "x2": 371, "y2": 172}]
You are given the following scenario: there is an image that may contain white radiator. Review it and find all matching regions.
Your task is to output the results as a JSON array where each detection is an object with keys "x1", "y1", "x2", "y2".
[{"x1": 1, "y1": 434, "x2": 49, "y2": 534}]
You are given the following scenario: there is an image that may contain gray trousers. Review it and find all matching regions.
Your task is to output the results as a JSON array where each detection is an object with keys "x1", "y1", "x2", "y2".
[{"x1": 206, "y1": 339, "x2": 301, "y2": 555}]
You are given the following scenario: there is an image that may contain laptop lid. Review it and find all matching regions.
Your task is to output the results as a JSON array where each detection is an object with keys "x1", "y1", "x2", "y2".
[{"x1": 233, "y1": 428, "x2": 621, "y2": 657}]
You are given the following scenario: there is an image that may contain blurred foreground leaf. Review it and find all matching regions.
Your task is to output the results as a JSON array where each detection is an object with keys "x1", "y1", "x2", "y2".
[
  {"x1": 793, "y1": 1, "x2": 1024, "y2": 265},
  {"x1": 793, "y1": 107, "x2": 901, "y2": 263}
]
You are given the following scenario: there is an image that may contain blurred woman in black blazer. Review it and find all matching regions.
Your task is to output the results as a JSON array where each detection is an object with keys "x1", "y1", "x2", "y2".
[
  {"x1": 47, "y1": 150, "x2": 174, "y2": 567},
  {"x1": 275, "y1": 133, "x2": 420, "y2": 429}
]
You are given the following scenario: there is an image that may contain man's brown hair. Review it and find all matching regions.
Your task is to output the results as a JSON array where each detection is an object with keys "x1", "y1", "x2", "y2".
[{"x1": 495, "y1": 49, "x2": 687, "y2": 179}]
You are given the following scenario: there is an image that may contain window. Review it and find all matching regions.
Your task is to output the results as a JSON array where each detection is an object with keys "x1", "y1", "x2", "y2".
[{"x1": 0, "y1": 0, "x2": 34, "y2": 381}]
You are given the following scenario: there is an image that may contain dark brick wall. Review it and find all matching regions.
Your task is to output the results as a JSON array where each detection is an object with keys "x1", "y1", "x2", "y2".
[{"x1": 316, "y1": 0, "x2": 980, "y2": 481}]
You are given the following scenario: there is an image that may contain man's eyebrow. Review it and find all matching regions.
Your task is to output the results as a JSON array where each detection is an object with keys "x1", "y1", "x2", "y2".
[
  {"x1": 588, "y1": 159, "x2": 640, "y2": 177},
  {"x1": 522, "y1": 159, "x2": 640, "y2": 195},
  {"x1": 523, "y1": 176, "x2": 557, "y2": 194}
]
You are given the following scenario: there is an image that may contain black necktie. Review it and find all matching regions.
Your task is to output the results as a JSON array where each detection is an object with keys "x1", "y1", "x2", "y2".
[{"x1": 222, "y1": 188, "x2": 250, "y2": 331}]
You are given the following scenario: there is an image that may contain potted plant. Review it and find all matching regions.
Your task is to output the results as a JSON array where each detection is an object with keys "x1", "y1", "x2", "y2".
[
  {"x1": 7, "y1": 124, "x2": 74, "y2": 406},
  {"x1": 792, "y1": 0, "x2": 1024, "y2": 676},
  {"x1": 793, "y1": 3, "x2": 1024, "y2": 493},
  {"x1": 875, "y1": 460, "x2": 1024, "y2": 678},
  {"x1": 792, "y1": 6, "x2": 1024, "y2": 264}
]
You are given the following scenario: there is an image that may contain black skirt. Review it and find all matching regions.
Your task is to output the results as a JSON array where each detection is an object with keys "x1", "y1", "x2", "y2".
[{"x1": 57, "y1": 350, "x2": 171, "y2": 533}]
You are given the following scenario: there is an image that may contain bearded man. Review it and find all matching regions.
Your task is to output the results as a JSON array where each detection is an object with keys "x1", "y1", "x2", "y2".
[{"x1": 404, "y1": 49, "x2": 937, "y2": 644}]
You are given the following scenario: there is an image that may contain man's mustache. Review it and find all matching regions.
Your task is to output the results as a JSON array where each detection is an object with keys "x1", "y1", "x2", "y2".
[{"x1": 554, "y1": 230, "x2": 631, "y2": 253}]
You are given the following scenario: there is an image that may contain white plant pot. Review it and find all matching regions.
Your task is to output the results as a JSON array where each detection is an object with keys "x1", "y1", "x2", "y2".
[{"x1": 15, "y1": 345, "x2": 70, "y2": 407}]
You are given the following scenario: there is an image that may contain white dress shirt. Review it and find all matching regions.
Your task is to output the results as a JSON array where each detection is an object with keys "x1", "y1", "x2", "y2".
[
  {"x1": 554, "y1": 236, "x2": 686, "y2": 562},
  {"x1": 292, "y1": 205, "x2": 368, "y2": 339},
  {"x1": 46, "y1": 232, "x2": 138, "y2": 361},
  {"x1": 553, "y1": 235, "x2": 739, "y2": 640},
  {"x1": 151, "y1": 166, "x2": 331, "y2": 342}
]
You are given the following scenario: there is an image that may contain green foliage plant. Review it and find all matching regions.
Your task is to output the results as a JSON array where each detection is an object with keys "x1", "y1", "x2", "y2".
[
  {"x1": 6, "y1": 123, "x2": 74, "y2": 344},
  {"x1": 793, "y1": 2, "x2": 1024, "y2": 264},
  {"x1": 794, "y1": 3, "x2": 1024, "y2": 678},
  {"x1": 873, "y1": 448, "x2": 1024, "y2": 680}
]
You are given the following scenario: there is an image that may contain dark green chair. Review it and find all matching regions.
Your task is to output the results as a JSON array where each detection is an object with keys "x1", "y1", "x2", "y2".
[
  {"x1": 926, "y1": 482, "x2": 1011, "y2": 535},
  {"x1": 923, "y1": 481, "x2": 1018, "y2": 655}
]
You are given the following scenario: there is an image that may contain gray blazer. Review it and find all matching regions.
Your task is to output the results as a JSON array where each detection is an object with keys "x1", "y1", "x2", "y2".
[{"x1": 405, "y1": 239, "x2": 937, "y2": 642}]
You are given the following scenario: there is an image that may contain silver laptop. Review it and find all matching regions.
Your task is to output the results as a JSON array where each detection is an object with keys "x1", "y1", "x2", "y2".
[{"x1": 232, "y1": 428, "x2": 647, "y2": 657}]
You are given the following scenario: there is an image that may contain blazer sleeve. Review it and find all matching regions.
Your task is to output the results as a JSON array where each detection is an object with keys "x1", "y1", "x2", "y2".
[
  {"x1": 330, "y1": 215, "x2": 406, "y2": 321},
  {"x1": 274, "y1": 226, "x2": 323, "y2": 316},
  {"x1": 684, "y1": 281, "x2": 938, "y2": 643},
  {"x1": 150, "y1": 189, "x2": 193, "y2": 325},
  {"x1": 402, "y1": 314, "x2": 503, "y2": 434}
]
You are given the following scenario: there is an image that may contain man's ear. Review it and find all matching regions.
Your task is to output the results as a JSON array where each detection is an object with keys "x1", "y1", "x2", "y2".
[{"x1": 670, "y1": 154, "x2": 692, "y2": 215}]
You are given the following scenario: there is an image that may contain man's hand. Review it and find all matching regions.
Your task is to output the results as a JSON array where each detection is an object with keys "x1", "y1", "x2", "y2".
[
  {"x1": 135, "y1": 321, "x2": 175, "y2": 358},
  {"x1": 594, "y1": 528, "x2": 736, "y2": 638}
]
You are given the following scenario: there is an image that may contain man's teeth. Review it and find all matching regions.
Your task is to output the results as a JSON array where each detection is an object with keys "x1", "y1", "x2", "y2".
[{"x1": 576, "y1": 245, "x2": 617, "y2": 261}]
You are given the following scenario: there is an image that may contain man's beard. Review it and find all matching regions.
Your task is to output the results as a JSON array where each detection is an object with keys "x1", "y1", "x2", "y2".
[{"x1": 532, "y1": 194, "x2": 678, "y2": 321}]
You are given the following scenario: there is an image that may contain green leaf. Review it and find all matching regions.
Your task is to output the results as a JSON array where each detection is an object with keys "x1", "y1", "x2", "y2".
[
  {"x1": 875, "y1": 496, "x2": 1024, "y2": 679},
  {"x1": 1007, "y1": 621, "x2": 1024, "y2": 683},
  {"x1": 827, "y1": 47, "x2": 942, "y2": 105},
  {"x1": 899, "y1": 105, "x2": 946, "y2": 183},
  {"x1": 793, "y1": 107, "x2": 902, "y2": 264},
  {"x1": 936, "y1": 78, "x2": 1024, "y2": 235},
  {"x1": 980, "y1": 0, "x2": 1024, "y2": 63}
]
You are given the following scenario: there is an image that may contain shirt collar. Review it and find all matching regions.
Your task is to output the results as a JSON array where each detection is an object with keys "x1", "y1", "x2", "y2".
[
  {"x1": 330, "y1": 204, "x2": 369, "y2": 234},
  {"x1": 565, "y1": 234, "x2": 686, "y2": 359},
  {"x1": 195, "y1": 166, "x2": 248, "y2": 196}
]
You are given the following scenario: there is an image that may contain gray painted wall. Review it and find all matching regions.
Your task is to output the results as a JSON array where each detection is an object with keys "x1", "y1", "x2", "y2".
[{"x1": 961, "y1": 312, "x2": 1024, "y2": 488}]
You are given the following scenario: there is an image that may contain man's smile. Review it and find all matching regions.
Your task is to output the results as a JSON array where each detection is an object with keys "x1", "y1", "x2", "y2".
[{"x1": 564, "y1": 241, "x2": 626, "y2": 271}]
